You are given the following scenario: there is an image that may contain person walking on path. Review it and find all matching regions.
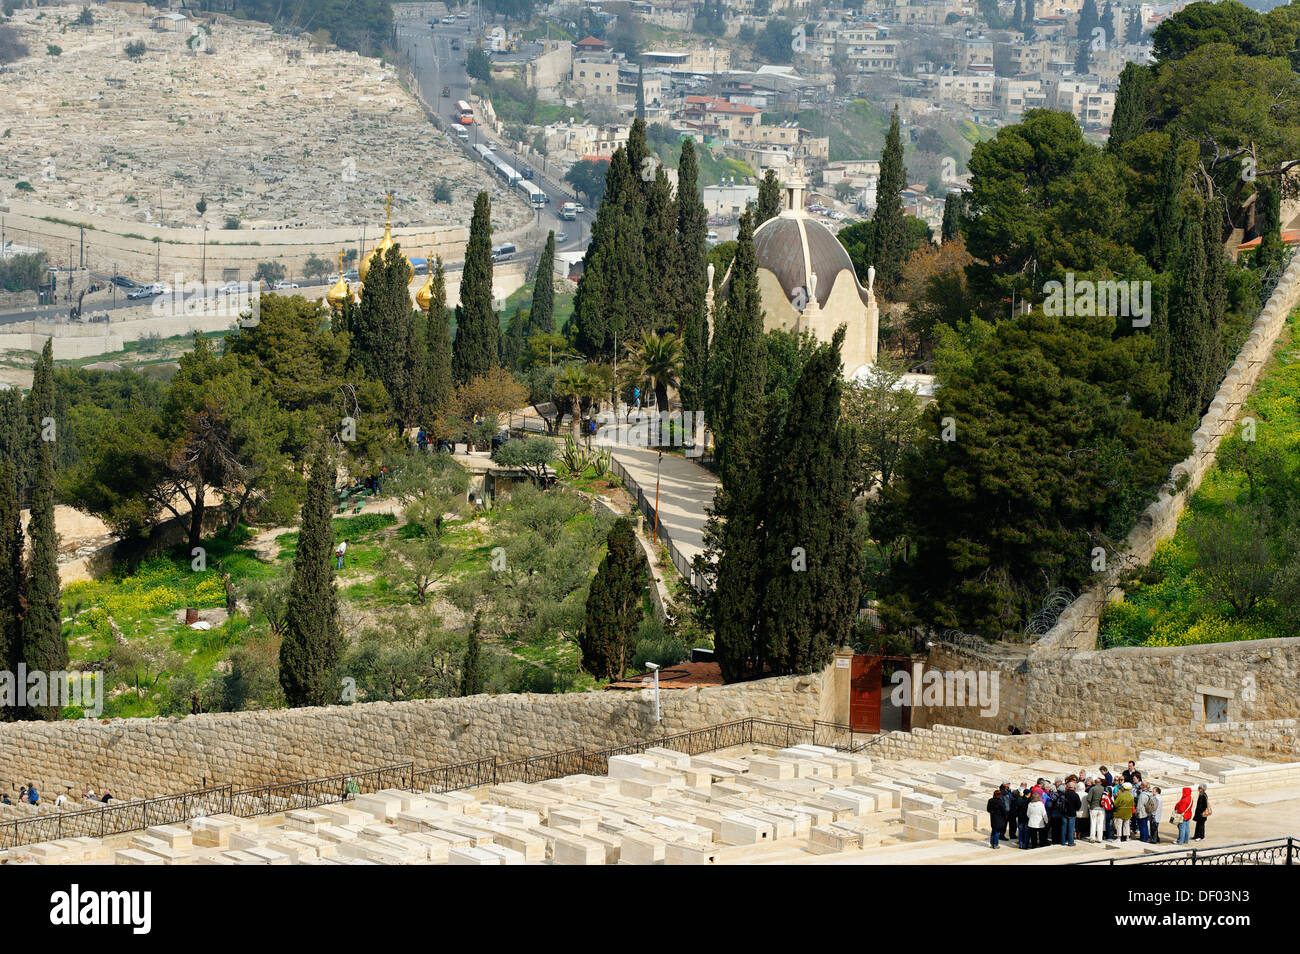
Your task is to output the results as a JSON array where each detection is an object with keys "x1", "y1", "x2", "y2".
[
  {"x1": 1193, "y1": 784, "x2": 1211, "y2": 842},
  {"x1": 335, "y1": 538, "x2": 347, "y2": 570},
  {"x1": 1174, "y1": 787, "x2": 1194, "y2": 844},
  {"x1": 987, "y1": 788, "x2": 1008, "y2": 848}
]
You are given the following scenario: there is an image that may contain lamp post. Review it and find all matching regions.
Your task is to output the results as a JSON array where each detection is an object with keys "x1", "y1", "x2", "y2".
[{"x1": 646, "y1": 662, "x2": 661, "y2": 723}]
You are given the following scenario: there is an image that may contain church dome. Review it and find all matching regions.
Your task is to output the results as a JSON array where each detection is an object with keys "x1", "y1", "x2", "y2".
[{"x1": 752, "y1": 210, "x2": 872, "y2": 310}]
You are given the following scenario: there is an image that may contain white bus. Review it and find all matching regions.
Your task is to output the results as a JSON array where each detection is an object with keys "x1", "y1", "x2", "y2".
[{"x1": 518, "y1": 180, "x2": 547, "y2": 209}]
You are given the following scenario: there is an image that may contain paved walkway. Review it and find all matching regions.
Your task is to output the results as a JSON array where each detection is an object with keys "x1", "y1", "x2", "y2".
[{"x1": 604, "y1": 442, "x2": 718, "y2": 581}]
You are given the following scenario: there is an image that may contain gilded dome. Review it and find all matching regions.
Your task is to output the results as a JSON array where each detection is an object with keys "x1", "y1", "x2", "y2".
[{"x1": 326, "y1": 274, "x2": 350, "y2": 309}]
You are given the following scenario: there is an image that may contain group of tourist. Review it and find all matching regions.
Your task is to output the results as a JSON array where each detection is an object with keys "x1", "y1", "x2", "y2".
[
  {"x1": 985, "y1": 761, "x2": 1213, "y2": 850},
  {"x1": 1, "y1": 785, "x2": 114, "y2": 809}
]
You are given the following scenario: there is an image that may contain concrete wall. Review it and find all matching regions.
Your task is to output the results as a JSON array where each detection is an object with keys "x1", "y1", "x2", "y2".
[
  {"x1": 1037, "y1": 251, "x2": 1300, "y2": 651},
  {"x1": 0, "y1": 668, "x2": 832, "y2": 797}
]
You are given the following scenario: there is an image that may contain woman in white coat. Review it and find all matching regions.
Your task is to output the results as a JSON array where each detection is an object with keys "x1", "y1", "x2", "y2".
[{"x1": 1026, "y1": 794, "x2": 1048, "y2": 848}]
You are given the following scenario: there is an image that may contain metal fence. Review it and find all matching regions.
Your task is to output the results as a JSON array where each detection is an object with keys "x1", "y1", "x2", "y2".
[
  {"x1": 0, "y1": 785, "x2": 232, "y2": 850},
  {"x1": 0, "y1": 717, "x2": 861, "y2": 851},
  {"x1": 1075, "y1": 836, "x2": 1297, "y2": 866}
]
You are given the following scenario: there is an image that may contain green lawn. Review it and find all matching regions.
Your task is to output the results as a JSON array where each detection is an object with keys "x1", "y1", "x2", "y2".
[{"x1": 1099, "y1": 307, "x2": 1300, "y2": 648}]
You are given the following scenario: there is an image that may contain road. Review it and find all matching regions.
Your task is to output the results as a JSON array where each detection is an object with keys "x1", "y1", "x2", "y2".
[{"x1": 395, "y1": 18, "x2": 595, "y2": 259}]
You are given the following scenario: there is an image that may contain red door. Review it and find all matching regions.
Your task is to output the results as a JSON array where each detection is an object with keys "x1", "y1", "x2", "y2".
[{"x1": 849, "y1": 655, "x2": 882, "y2": 734}]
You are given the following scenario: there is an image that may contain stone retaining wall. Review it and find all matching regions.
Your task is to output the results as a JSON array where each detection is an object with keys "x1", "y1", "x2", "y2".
[
  {"x1": 0, "y1": 667, "x2": 832, "y2": 797},
  {"x1": 911, "y1": 637, "x2": 1300, "y2": 735},
  {"x1": 868, "y1": 719, "x2": 1300, "y2": 766}
]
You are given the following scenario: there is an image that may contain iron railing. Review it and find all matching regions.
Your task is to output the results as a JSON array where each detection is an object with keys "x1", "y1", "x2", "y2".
[
  {"x1": 0, "y1": 716, "x2": 865, "y2": 850},
  {"x1": 0, "y1": 785, "x2": 232, "y2": 850},
  {"x1": 1076, "y1": 836, "x2": 1297, "y2": 865}
]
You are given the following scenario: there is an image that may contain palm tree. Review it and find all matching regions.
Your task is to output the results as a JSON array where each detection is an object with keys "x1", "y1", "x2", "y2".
[
  {"x1": 625, "y1": 331, "x2": 682, "y2": 413},
  {"x1": 554, "y1": 365, "x2": 600, "y2": 437}
]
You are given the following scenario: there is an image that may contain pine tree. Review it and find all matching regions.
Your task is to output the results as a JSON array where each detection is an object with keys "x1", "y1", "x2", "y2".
[
  {"x1": 19, "y1": 340, "x2": 66, "y2": 720},
  {"x1": 754, "y1": 327, "x2": 861, "y2": 675},
  {"x1": 279, "y1": 446, "x2": 343, "y2": 707},
  {"x1": 1107, "y1": 62, "x2": 1151, "y2": 154},
  {"x1": 355, "y1": 244, "x2": 417, "y2": 428},
  {"x1": 528, "y1": 231, "x2": 556, "y2": 339},
  {"x1": 0, "y1": 461, "x2": 25, "y2": 718},
  {"x1": 757, "y1": 169, "x2": 783, "y2": 224},
  {"x1": 580, "y1": 518, "x2": 646, "y2": 680},
  {"x1": 460, "y1": 610, "x2": 486, "y2": 695},
  {"x1": 453, "y1": 191, "x2": 499, "y2": 384},
  {"x1": 424, "y1": 257, "x2": 454, "y2": 418},
  {"x1": 870, "y1": 107, "x2": 908, "y2": 298}
]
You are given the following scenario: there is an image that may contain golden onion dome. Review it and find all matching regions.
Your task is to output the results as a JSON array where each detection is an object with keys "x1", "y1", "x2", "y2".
[
  {"x1": 358, "y1": 191, "x2": 413, "y2": 282},
  {"x1": 414, "y1": 275, "x2": 434, "y2": 310},
  {"x1": 326, "y1": 275, "x2": 350, "y2": 309}
]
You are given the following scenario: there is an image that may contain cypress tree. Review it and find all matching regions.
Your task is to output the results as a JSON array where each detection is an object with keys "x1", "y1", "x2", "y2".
[
  {"x1": 757, "y1": 169, "x2": 783, "y2": 224},
  {"x1": 644, "y1": 164, "x2": 679, "y2": 332},
  {"x1": 424, "y1": 257, "x2": 454, "y2": 418},
  {"x1": 19, "y1": 340, "x2": 66, "y2": 720},
  {"x1": 676, "y1": 138, "x2": 710, "y2": 417},
  {"x1": 705, "y1": 210, "x2": 769, "y2": 681},
  {"x1": 580, "y1": 517, "x2": 646, "y2": 681},
  {"x1": 573, "y1": 148, "x2": 648, "y2": 355},
  {"x1": 870, "y1": 107, "x2": 908, "y2": 298},
  {"x1": 1107, "y1": 63, "x2": 1151, "y2": 155},
  {"x1": 1125, "y1": 7, "x2": 1143, "y2": 43},
  {"x1": 1151, "y1": 142, "x2": 1183, "y2": 271},
  {"x1": 755, "y1": 327, "x2": 861, "y2": 675},
  {"x1": 1074, "y1": 40, "x2": 1091, "y2": 76},
  {"x1": 1013, "y1": 0, "x2": 1023, "y2": 31},
  {"x1": 1202, "y1": 196, "x2": 1228, "y2": 401},
  {"x1": 635, "y1": 65, "x2": 646, "y2": 122},
  {"x1": 279, "y1": 446, "x2": 343, "y2": 707},
  {"x1": 500, "y1": 307, "x2": 527, "y2": 370},
  {"x1": 453, "y1": 191, "x2": 499, "y2": 384},
  {"x1": 941, "y1": 191, "x2": 963, "y2": 242},
  {"x1": 627, "y1": 118, "x2": 651, "y2": 202},
  {"x1": 528, "y1": 230, "x2": 556, "y2": 339},
  {"x1": 1165, "y1": 208, "x2": 1211, "y2": 421},
  {"x1": 355, "y1": 244, "x2": 416, "y2": 428},
  {"x1": 0, "y1": 461, "x2": 24, "y2": 718},
  {"x1": 1255, "y1": 181, "x2": 1285, "y2": 277},
  {"x1": 1077, "y1": 0, "x2": 1100, "y2": 41},
  {"x1": 460, "y1": 610, "x2": 486, "y2": 695}
]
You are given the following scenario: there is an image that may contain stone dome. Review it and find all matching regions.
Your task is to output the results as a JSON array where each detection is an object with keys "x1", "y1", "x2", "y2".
[{"x1": 751, "y1": 210, "x2": 872, "y2": 310}]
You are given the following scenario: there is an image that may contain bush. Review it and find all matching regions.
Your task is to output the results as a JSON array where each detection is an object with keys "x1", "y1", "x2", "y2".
[
  {"x1": 124, "y1": 40, "x2": 146, "y2": 60},
  {"x1": 333, "y1": 512, "x2": 396, "y2": 542},
  {"x1": 630, "y1": 622, "x2": 690, "y2": 672}
]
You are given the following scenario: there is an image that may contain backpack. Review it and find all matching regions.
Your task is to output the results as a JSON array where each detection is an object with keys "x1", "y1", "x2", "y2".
[{"x1": 1102, "y1": 790, "x2": 1113, "y2": 811}]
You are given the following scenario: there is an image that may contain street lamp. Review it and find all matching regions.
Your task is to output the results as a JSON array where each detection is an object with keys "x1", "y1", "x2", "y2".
[{"x1": 646, "y1": 662, "x2": 661, "y2": 723}]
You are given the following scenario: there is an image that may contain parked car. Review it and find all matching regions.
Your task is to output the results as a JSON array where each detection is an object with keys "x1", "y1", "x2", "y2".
[
  {"x1": 442, "y1": 85, "x2": 451, "y2": 97},
  {"x1": 442, "y1": 15, "x2": 456, "y2": 23},
  {"x1": 450, "y1": 37, "x2": 461, "y2": 51},
  {"x1": 126, "y1": 286, "x2": 153, "y2": 299},
  {"x1": 272, "y1": 280, "x2": 299, "y2": 290},
  {"x1": 521, "y1": 167, "x2": 534, "y2": 180},
  {"x1": 110, "y1": 275, "x2": 136, "y2": 288},
  {"x1": 343, "y1": 269, "x2": 360, "y2": 281},
  {"x1": 556, "y1": 231, "x2": 568, "y2": 243}
]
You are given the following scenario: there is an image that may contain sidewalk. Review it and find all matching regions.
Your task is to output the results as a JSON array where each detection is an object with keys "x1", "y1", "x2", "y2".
[{"x1": 607, "y1": 445, "x2": 718, "y2": 582}]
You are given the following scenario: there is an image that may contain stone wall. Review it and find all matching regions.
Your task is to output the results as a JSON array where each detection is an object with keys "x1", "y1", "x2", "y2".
[
  {"x1": 1037, "y1": 252, "x2": 1300, "y2": 651},
  {"x1": 868, "y1": 719, "x2": 1300, "y2": 766},
  {"x1": 913, "y1": 637, "x2": 1300, "y2": 734},
  {"x1": 0, "y1": 668, "x2": 832, "y2": 797}
]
